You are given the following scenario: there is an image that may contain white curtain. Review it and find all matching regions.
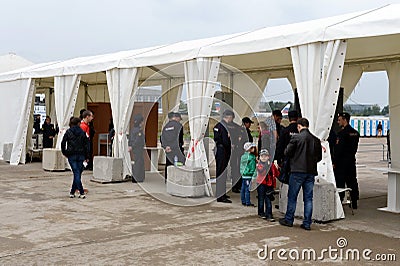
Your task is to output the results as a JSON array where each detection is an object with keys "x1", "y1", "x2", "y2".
[
  {"x1": 291, "y1": 40, "x2": 347, "y2": 219},
  {"x1": 9, "y1": 79, "x2": 35, "y2": 165},
  {"x1": 232, "y1": 72, "x2": 269, "y2": 119},
  {"x1": 161, "y1": 78, "x2": 184, "y2": 114},
  {"x1": 54, "y1": 75, "x2": 81, "y2": 149},
  {"x1": 184, "y1": 57, "x2": 221, "y2": 196},
  {"x1": 341, "y1": 65, "x2": 363, "y2": 103},
  {"x1": 385, "y1": 62, "x2": 400, "y2": 169},
  {"x1": 106, "y1": 68, "x2": 139, "y2": 178}
]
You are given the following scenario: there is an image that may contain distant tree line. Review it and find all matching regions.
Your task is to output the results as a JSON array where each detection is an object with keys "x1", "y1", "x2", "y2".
[{"x1": 344, "y1": 104, "x2": 389, "y2": 116}]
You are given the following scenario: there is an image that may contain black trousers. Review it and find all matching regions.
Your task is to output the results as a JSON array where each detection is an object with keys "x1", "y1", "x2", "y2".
[
  {"x1": 132, "y1": 151, "x2": 145, "y2": 182},
  {"x1": 231, "y1": 151, "x2": 242, "y2": 191},
  {"x1": 216, "y1": 147, "x2": 230, "y2": 199},
  {"x1": 335, "y1": 174, "x2": 359, "y2": 202}
]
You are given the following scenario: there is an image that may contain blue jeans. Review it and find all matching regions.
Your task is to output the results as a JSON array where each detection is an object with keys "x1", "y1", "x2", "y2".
[
  {"x1": 240, "y1": 178, "x2": 252, "y2": 205},
  {"x1": 285, "y1": 172, "x2": 315, "y2": 228},
  {"x1": 257, "y1": 184, "x2": 272, "y2": 218},
  {"x1": 68, "y1": 154, "x2": 85, "y2": 195}
]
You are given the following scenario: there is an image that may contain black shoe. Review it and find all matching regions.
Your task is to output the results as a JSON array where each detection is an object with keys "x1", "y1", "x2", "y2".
[
  {"x1": 300, "y1": 224, "x2": 311, "y2": 231},
  {"x1": 279, "y1": 218, "x2": 293, "y2": 227},
  {"x1": 246, "y1": 203, "x2": 256, "y2": 207},
  {"x1": 217, "y1": 198, "x2": 232, "y2": 203},
  {"x1": 225, "y1": 195, "x2": 230, "y2": 199}
]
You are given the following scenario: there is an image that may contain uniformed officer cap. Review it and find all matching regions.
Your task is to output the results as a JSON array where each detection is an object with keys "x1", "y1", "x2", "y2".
[
  {"x1": 133, "y1": 114, "x2": 144, "y2": 122},
  {"x1": 172, "y1": 112, "x2": 182, "y2": 118},
  {"x1": 223, "y1": 109, "x2": 235, "y2": 118},
  {"x1": 288, "y1": 110, "x2": 298, "y2": 120},
  {"x1": 338, "y1": 112, "x2": 351, "y2": 121}
]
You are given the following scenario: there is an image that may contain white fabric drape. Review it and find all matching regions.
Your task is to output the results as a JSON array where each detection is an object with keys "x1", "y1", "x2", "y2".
[
  {"x1": 232, "y1": 72, "x2": 269, "y2": 119},
  {"x1": 161, "y1": 78, "x2": 184, "y2": 114},
  {"x1": 385, "y1": 62, "x2": 400, "y2": 168},
  {"x1": 291, "y1": 40, "x2": 347, "y2": 219},
  {"x1": 184, "y1": 57, "x2": 221, "y2": 196},
  {"x1": 9, "y1": 79, "x2": 35, "y2": 165},
  {"x1": 106, "y1": 68, "x2": 139, "y2": 178},
  {"x1": 341, "y1": 65, "x2": 363, "y2": 103},
  {"x1": 54, "y1": 75, "x2": 81, "y2": 149}
]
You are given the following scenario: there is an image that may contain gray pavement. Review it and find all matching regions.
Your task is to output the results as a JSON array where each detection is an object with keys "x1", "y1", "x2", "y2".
[{"x1": 0, "y1": 137, "x2": 399, "y2": 265}]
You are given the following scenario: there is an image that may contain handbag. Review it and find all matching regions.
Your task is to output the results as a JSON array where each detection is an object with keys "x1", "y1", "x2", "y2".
[{"x1": 277, "y1": 159, "x2": 290, "y2": 184}]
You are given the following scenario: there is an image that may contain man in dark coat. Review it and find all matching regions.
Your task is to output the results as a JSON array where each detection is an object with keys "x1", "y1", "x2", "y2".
[
  {"x1": 242, "y1": 117, "x2": 253, "y2": 143},
  {"x1": 161, "y1": 112, "x2": 185, "y2": 181},
  {"x1": 333, "y1": 112, "x2": 360, "y2": 209},
  {"x1": 213, "y1": 109, "x2": 235, "y2": 203},
  {"x1": 41, "y1": 116, "x2": 57, "y2": 148},
  {"x1": 276, "y1": 110, "x2": 299, "y2": 165},
  {"x1": 279, "y1": 118, "x2": 322, "y2": 230},
  {"x1": 33, "y1": 114, "x2": 42, "y2": 134},
  {"x1": 129, "y1": 114, "x2": 145, "y2": 183},
  {"x1": 229, "y1": 119, "x2": 248, "y2": 193}
]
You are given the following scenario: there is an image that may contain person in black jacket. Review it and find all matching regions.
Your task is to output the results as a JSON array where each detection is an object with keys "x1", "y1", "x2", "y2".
[
  {"x1": 213, "y1": 109, "x2": 235, "y2": 203},
  {"x1": 228, "y1": 120, "x2": 248, "y2": 194},
  {"x1": 41, "y1": 116, "x2": 57, "y2": 148},
  {"x1": 333, "y1": 112, "x2": 360, "y2": 209},
  {"x1": 279, "y1": 118, "x2": 322, "y2": 230},
  {"x1": 276, "y1": 110, "x2": 299, "y2": 165},
  {"x1": 61, "y1": 117, "x2": 90, "y2": 199},
  {"x1": 161, "y1": 112, "x2": 185, "y2": 181},
  {"x1": 128, "y1": 114, "x2": 145, "y2": 183}
]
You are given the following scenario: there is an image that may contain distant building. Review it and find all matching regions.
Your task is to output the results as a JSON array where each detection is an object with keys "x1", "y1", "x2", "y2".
[{"x1": 135, "y1": 86, "x2": 162, "y2": 112}]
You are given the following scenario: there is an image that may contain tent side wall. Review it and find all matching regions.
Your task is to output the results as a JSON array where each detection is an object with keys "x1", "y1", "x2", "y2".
[{"x1": 0, "y1": 79, "x2": 33, "y2": 160}]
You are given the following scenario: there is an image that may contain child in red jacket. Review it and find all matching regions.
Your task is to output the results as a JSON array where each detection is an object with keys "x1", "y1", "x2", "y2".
[{"x1": 256, "y1": 149, "x2": 280, "y2": 221}]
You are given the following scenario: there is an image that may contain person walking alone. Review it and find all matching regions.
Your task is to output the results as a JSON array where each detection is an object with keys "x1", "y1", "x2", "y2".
[{"x1": 61, "y1": 117, "x2": 90, "y2": 199}]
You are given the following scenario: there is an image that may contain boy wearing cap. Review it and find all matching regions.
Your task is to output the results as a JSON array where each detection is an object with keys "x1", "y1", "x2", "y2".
[
  {"x1": 256, "y1": 149, "x2": 280, "y2": 221},
  {"x1": 240, "y1": 142, "x2": 257, "y2": 206}
]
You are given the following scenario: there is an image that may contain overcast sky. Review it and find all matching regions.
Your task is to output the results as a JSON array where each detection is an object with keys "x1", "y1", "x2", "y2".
[{"x1": 1, "y1": 0, "x2": 398, "y2": 107}]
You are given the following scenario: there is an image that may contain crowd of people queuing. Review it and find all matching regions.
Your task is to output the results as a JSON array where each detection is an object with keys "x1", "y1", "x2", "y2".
[{"x1": 51, "y1": 103, "x2": 360, "y2": 226}]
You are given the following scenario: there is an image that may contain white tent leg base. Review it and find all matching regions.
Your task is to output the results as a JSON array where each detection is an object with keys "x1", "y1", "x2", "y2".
[{"x1": 378, "y1": 170, "x2": 400, "y2": 213}]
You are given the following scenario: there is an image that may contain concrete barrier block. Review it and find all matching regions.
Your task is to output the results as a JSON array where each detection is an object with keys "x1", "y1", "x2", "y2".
[
  {"x1": 167, "y1": 165, "x2": 206, "y2": 198},
  {"x1": 42, "y1": 149, "x2": 65, "y2": 171},
  {"x1": 92, "y1": 156, "x2": 123, "y2": 182},
  {"x1": 3, "y1": 143, "x2": 12, "y2": 162},
  {"x1": 279, "y1": 178, "x2": 336, "y2": 222}
]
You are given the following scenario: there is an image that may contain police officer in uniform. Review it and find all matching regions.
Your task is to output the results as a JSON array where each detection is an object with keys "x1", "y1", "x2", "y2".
[
  {"x1": 230, "y1": 119, "x2": 248, "y2": 193},
  {"x1": 128, "y1": 114, "x2": 145, "y2": 182},
  {"x1": 41, "y1": 116, "x2": 58, "y2": 148},
  {"x1": 161, "y1": 112, "x2": 185, "y2": 181},
  {"x1": 333, "y1": 112, "x2": 360, "y2": 209},
  {"x1": 214, "y1": 110, "x2": 235, "y2": 203},
  {"x1": 276, "y1": 110, "x2": 299, "y2": 165}
]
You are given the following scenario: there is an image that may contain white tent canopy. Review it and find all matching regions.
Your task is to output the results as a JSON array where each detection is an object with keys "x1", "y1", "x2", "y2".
[
  {"x1": 0, "y1": 53, "x2": 33, "y2": 73},
  {"x1": 1, "y1": 4, "x2": 400, "y2": 215},
  {"x1": 0, "y1": 4, "x2": 400, "y2": 82}
]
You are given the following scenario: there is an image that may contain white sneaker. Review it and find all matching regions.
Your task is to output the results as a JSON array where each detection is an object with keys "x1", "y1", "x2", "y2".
[
  {"x1": 78, "y1": 194, "x2": 86, "y2": 199},
  {"x1": 69, "y1": 194, "x2": 75, "y2": 198}
]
